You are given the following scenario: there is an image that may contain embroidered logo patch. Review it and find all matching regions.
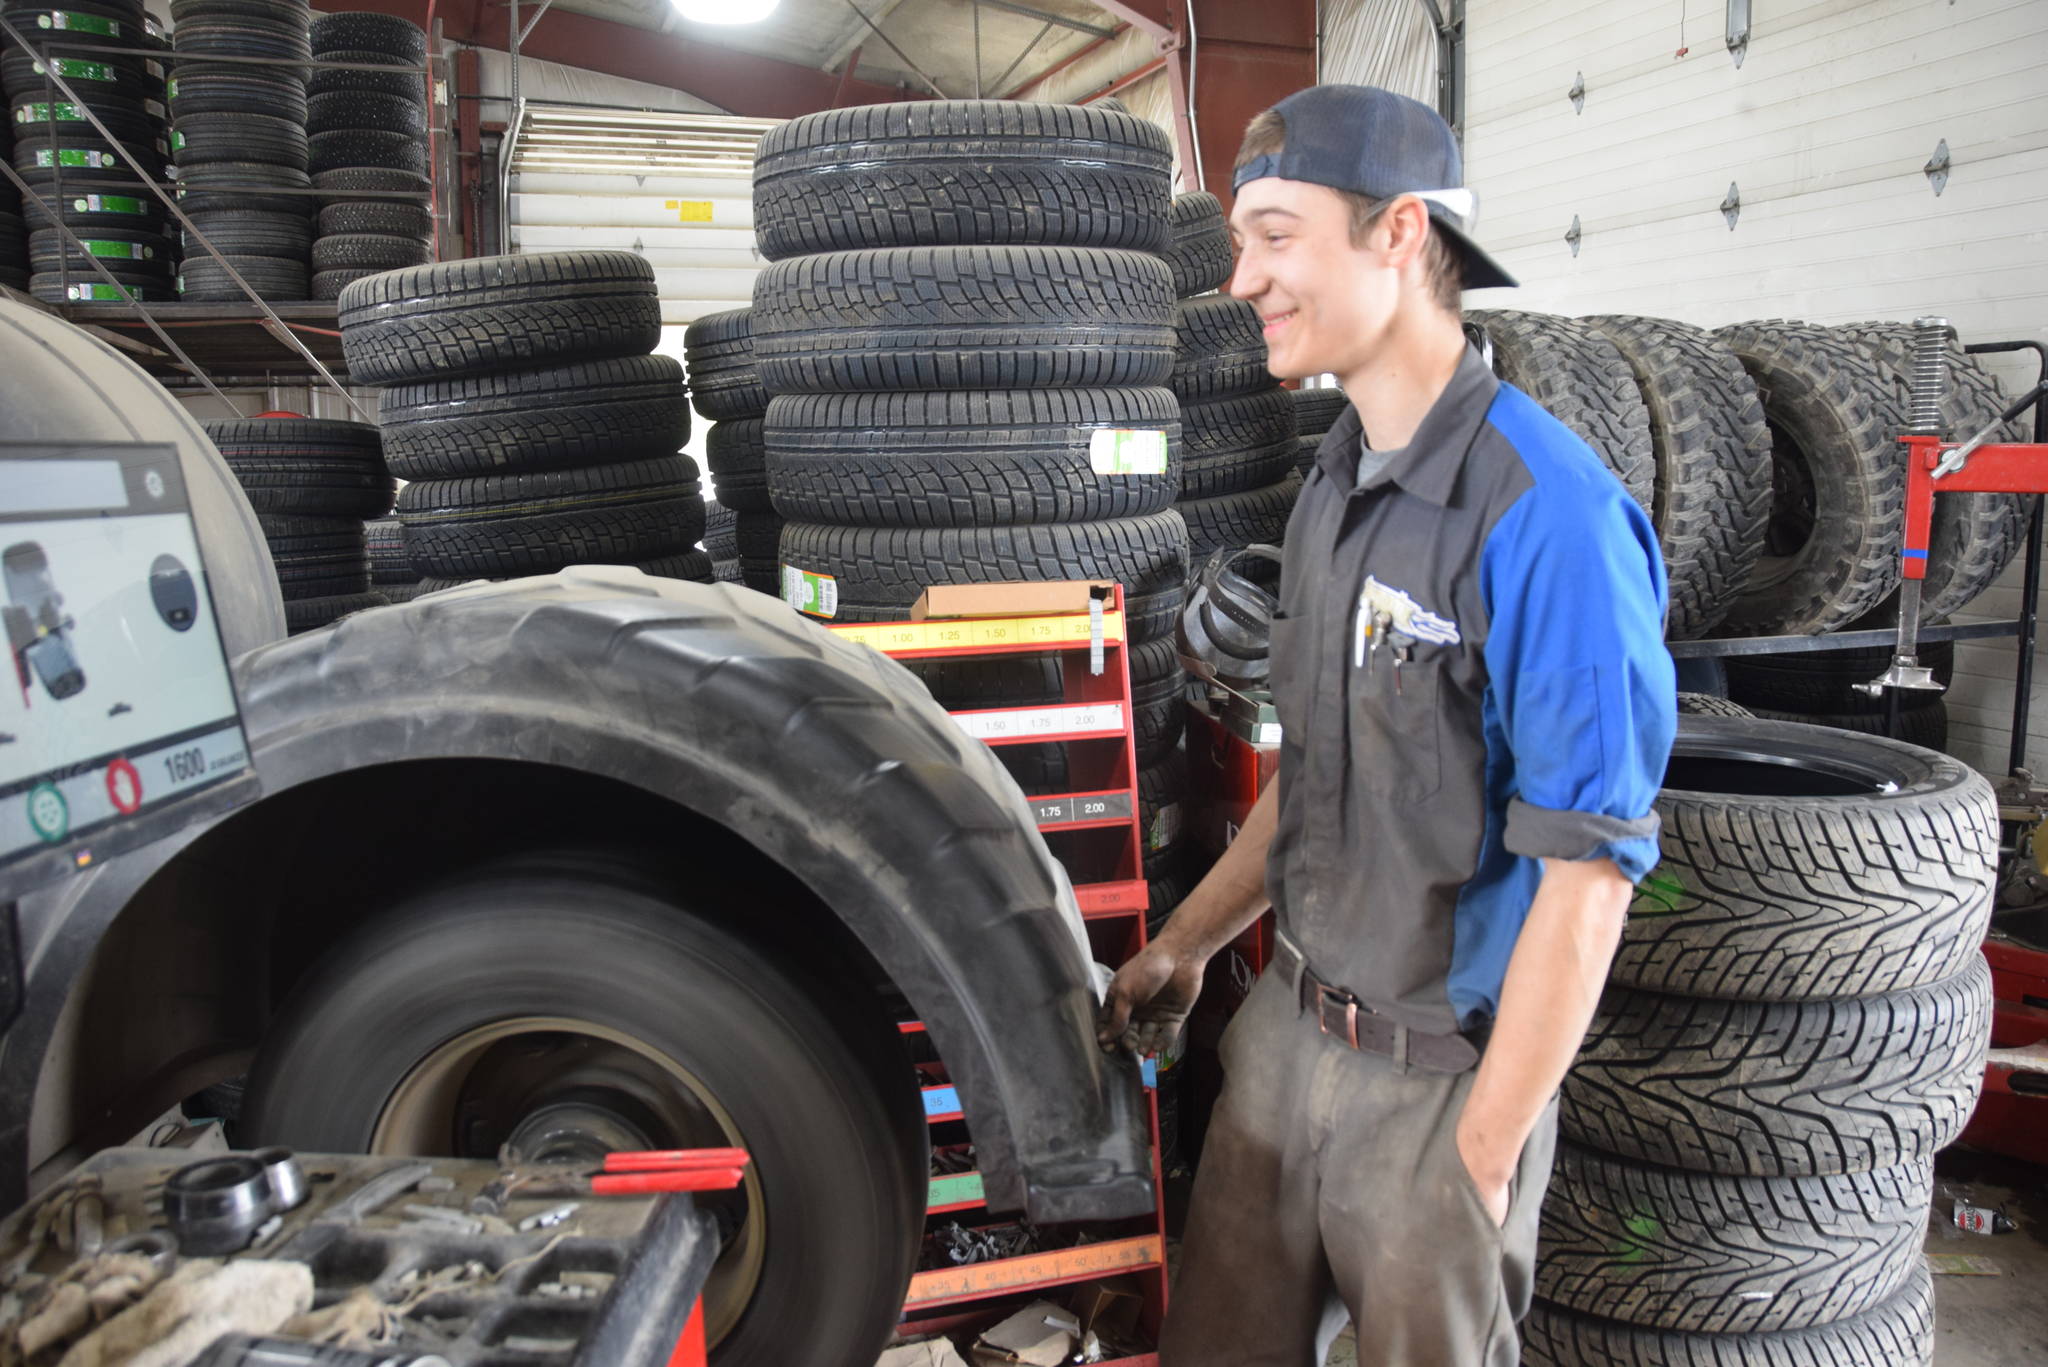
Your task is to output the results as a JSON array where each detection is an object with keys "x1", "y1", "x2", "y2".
[{"x1": 1360, "y1": 575, "x2": 1461, "y2": 646}]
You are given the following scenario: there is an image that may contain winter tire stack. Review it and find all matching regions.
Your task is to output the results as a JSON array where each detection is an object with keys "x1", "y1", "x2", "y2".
[
  {"x1": 682, "y1": 307, "x2": 774, "y2": 592},
  {"x1": 205, "y1": 416, "x2": 393, "y2": 632},
  {"x1": 364, "y1": 515, "x2": 422, "y2": 601},
  {"x1": 306, "y1": 10, "x2": 428, "y2": 300},
  {"x1": 7, "y1": 0, "x2": 175, "y2": 302},
  {"x1": 1526, "y1": 715, "x2": 1996, "y2": 1367},
  {"x1": 753, "y1": 101, "x2": 1191, "y2": 896},
  {"x1": 1290, "y1": 385, "x2": 1347, "y2": 470},
  {"x1": 0, "y1": 98, "x2": 22, "y2": 292},
  {"x1": 169, "y1": 0, "x2": 311, "y2": 301},
  {"x1": 338, "y1": 251, "x2": 712, "y2": 589}
]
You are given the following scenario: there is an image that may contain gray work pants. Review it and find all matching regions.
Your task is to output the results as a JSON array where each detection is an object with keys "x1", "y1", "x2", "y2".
[{"x1": 1159, "y1": 970, "x2": 1557, "y2": 1367}]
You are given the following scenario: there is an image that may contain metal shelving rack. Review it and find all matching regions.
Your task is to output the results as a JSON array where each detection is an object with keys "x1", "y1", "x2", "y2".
[
  {"x1": 828, "y1": 586, "x2": 1168, "y2": 1361},
  {"x1": 0, "y1": 12, "x2": 442, "y2": 405}
]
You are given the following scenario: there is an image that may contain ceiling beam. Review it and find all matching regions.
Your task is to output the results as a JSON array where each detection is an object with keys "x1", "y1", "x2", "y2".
[
  {"x1": 977, "y1": 0, "x2": 1115, "y2": 39},
  {"x1": 820, "y1": 0, "x2": 911, "y2": 73},
  {"x1": 308, "y1": 0, "x2": 931, "y2": 118},
  {"x1": 1087, "y1": 0, "x2": 1178, "y2": 39},
  {"x1": 1001, "y1": 21, "x2": 1124, "y2": 97}
]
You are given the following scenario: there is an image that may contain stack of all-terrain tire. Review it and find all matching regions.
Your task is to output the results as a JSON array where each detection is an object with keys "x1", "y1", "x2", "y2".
[
  {"x1": 682, "y1": 307, "x2": 775, "y2": 592},
  {"x1": 307, "y1": 10, "x2": 429, "y2": 299},
  {"x1": 206, "y1": 417, "x2": 393, "y2": 632},
  {"x1": 1711, "y1": 320, "x2": 2028, "y2": 746},
  {"x1": 169, "y1": 0, "x2": 311, "y2": 301},
  {"x1": 1469, "y1": 310, "x2": 1656, "y2": 514},
  {"x1": 1527, "y1": 714, "x2": 1996, "y2": 1366},
  {"x1": 8, "y1": 0, "x2": 176, "y2": 302},
  {"x1": 1161, "y1": 191, "x2": 1300, "y2": 579},
  {"x1": 338, "y1": 251, "x2": 712, "y2": 589}
]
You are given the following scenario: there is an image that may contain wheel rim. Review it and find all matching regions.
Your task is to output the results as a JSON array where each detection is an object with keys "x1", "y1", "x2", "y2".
[{"x1": 369, "y1": 1016, "x2": 767, "y2": 1345}]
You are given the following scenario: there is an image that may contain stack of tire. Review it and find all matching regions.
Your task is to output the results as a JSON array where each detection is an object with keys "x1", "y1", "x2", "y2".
[
  {"x1": 306, "y1": 10, "x2": 429, "y2": 300},
  {"x1": 1711, "y1": 320, "x2": 2026, "y2": 745},
  {"x1": 364, "y1": 516, "x2": 422, "y2": 601},
  {"x1": 1290, "y1": 386, "x2": 1347, "y2": 470},
  {"x1": 7, "y1": 0, "x2": 176, "y2": 302},
  {"x1": 170, "y1": 0, "x2": 311, "y2": 302},
  {"x1": 1161, "y1": 191, "x2": 1300, "y2": 580},
  {"x1": 206, "y1": 417, "x2": 393, "y2": 632},
  {"x1": 682, "y1": 307, "x2": 776, "y2": 593},
  {"x1": 752, "y1": 101, "x2": 1190, "y2": 881},
  {"x1": 1525, "y1": 713, "x2": 1995, "y2": 1367},
  {"x1": 0, "y1": 86, "x2": 21, "y2": 292},
  {"x1": 337, "y1": 251, "x2": 713, "y2": 589}
]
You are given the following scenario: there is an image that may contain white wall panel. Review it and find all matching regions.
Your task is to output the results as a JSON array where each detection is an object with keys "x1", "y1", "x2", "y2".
[{"x1": 1462, "y1": 0, "x2": 2048, "y2": 776}]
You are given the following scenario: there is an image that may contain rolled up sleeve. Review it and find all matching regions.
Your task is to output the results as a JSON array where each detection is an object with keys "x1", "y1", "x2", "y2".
[{"x1": 1480, "y1": 476, "x2": 1676, "y2": 882}]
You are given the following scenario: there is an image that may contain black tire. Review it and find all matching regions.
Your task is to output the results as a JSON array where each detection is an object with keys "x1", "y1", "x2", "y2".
[
  {"x1": 27, "y1": 223, "x2": 171, "y2": 268},
  {"x1": 1673, "y1": 692, "x2": 1750, "y2": 717},
  {"x1": 753, "y1": 100, "x2": 1170, "y2": 260},
  {"x1": 1711, "y1": 322, "x2": 1903, "y2": 635},
  {"x1": 166, "y1": 70, "x2": 306, "y2": 120},
  {"x1": 317, "y1": 197, "x2": 428, "y2": 239},
  {"x1": 739, "y1": 556, "x2": 780, "y2": 594},
  {"x1": 304, "y1": 48, "x2": 420, "y2": 100},
  {"x1": 701, "y1": 500, "x2": 737, "y2": 560},
  {"x1": 281, "y1": 589, "x2": 386, "y2": 633},
  {"x1": 25, "y1": 183, "x2": 167, "y2": 232},
  {"x1": 751, "y1": 245, "x2": 1174, "y2": 394},
  {"x1": 777, "y1": 512, "x2": 1189, "y2": 644},
  {"x1": 1581, "y1": 315, "x2": 1773, "y2": 640},
  {"x1": 310, "y1": 266, "x2": 373, "y2": 299},
  {"x1": 633, "y1": 548, "x2": 715, "y2": 583},
  {"x1": 9, "y1": 96, "x2": 155, "y2": 146},
  {"x1": 169, "y1": 0, "x2": 309, "y2": 26},
  {"x1": 733, "y1": 509, "x2": 782, "y2": 563},
  {"x1": 1290, "y1": 386, "x2": 1348, "y2": 437},
  {"x1": 225, "y1": 456, "x2": 392, "y2": 517},
  {"x1": 305, "y1": 89, "x2": 424, "y2": 136},
  {"x1": 311, "y1": 164, "x2": 428, "y2": 204},
  {"x1": 1724, "y1": 639, "x2": 1954, "y2": 716},
  {"x1": 1833, "y1": 323, "x2": 2027, "y2": 624},
  {"x1": 1170, "y1": 295, "x2": 1270, "y2": 401},
  {"x1": 1522, "y1": 1259, "x2": 1935, "y2": 1367},
  {"x1": 338, "y1": 250, "x2": 660, "y2": 386},
  {"x1": 15, "y1": 133, "x2": 164, "y2": 179},
  {"x1": 395, "y1": 455, "x2": 705, "y2": 578},
  {"x1": 309, "y1": 229, "x2": 429, "y2": 272},
  {"x1": 1624, "y1": 717, "x2": 1997, "y2": 1003},
  {"x1": 683, "y1": 307, "x2": 768, "y2": 421},
  {"x1": 6, "y1": 1, "x2": 147, "y2": 56},
  {"x1": 1537, "y1": 1145, "x2": 1927, "y2": 1335},
  {"x1": 1178, "y1": 387, "x2": 1299, "y2": 498},
  {"x1": 206, "y1": 415, "x2": 381, "y2": 460},
  {"x1": 1563, "y1": 957, "x2": 1991, "y2": 1178},
  {"x1": 171, "y1": 110, "x2": 305, "y2": 168},
  {"x1": 308, "y1": 126, "x2": 424, "y2": 176},
  {"x1": 1468, "y1": 309, "x2": 1655, "y2": 511},
  {"x1": 1140, "y1": 745, "x2": 1188, "y2": 853},
  {"x1": 239, "y1": 852, "x2": 920, "y2": 1367},
  {"x1": 363, "y1": 515, "x2": 412, "y2": 583},
  {"x1": 1178, "y1": 474, "x2": 1299, "y2": 568},
  {"x1": 706, "y1": 419, "x2": 770, "y2": 514},
  {"x1": 172, "y1": 18, "x2": 311, "y2": 65},
  {"x1": 177, "y1": 252, "x2": 308, "y2": 299},
  {"x1": 308, "y1": 11, "x2": 426, "y2": 62},
  {"x1": 258, "y1": 511, "x2": 369, "y2": 600},
  {"x1": 4, "y1": 50, "x2": 159, "y2": 105},
  {"x1": 765, "y1": 387, "x2": 1179, "y2": 527},
  {"x1": 1748, "y1": 699, "x2": 1948, "y2": 750},
  {"x1": 1164, "y1": 191, "x2": 1231, "y2": 298},
  {"x1": 30, "y1": 270, "x2": 173, "y2": 302},
  {"x1": 180, "y1": 209, "x2": 311, "y2": 258},
  {"x1": 378, "y1": 354, "x2": 689, "y2": 480},
  {"x1": 174, "y1": 161, "x2": 313, "y2": 218}
]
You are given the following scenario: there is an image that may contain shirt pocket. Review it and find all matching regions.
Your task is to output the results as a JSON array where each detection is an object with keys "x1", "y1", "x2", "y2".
[{"x1": 1349, "y1": 649, "x2": 1444, "y2": 803}]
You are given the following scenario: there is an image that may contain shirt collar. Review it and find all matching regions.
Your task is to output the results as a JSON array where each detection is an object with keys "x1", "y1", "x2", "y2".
[{"x1": 1314, "y1": 343, "x2": 1500, "y2": 506}]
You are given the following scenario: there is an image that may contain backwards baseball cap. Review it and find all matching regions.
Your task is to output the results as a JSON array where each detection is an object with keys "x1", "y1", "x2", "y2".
[{"x1": 1232, "y1": 84, "x2": 1517, "y2": 290}]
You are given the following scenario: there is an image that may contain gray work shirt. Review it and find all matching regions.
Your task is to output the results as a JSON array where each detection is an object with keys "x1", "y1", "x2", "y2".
[{"x1": 1264, "y1": 345, "x2": 1676, "y2": 1036}]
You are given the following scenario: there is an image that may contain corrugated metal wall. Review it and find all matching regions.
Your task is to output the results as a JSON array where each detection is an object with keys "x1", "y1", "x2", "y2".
[
  {"x1": 1460, "y1": 0, "x2": 2048, "y2": 776},
  {"x1": 1318, "y1": 0, "x2": 1436, "y2": 103}
]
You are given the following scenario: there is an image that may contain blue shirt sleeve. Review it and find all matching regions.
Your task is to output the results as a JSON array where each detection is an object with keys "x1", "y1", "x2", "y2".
[{"x1": 1478, "y1": 435, "x2": 1676, "y2": 882}]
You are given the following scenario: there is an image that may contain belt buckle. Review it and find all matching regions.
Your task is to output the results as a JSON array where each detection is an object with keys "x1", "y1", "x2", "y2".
[{"x1": 1314, "y1": 982, "x2": 1362, "y2": 1050}]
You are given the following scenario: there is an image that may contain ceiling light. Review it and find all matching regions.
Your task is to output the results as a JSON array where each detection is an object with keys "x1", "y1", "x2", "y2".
[{"x1": 669, "y1": 0, "x2": 780, "y2": 23}]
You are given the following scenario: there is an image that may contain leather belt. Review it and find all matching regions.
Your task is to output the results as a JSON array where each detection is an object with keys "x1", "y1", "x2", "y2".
[{"x1": 1274, "y1": 934, "x2": 1483, "y2": 1074}]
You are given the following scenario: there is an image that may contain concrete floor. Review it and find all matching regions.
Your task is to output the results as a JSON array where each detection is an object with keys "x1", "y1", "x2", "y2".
[{"x1": 1315, "y1": 1148, "x2": 2048, "y2": 1367}]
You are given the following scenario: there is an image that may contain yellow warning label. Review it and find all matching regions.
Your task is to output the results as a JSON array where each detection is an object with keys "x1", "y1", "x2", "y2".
[{"x1": 663, "y1": 199, "x2": 713, "y2": 223}]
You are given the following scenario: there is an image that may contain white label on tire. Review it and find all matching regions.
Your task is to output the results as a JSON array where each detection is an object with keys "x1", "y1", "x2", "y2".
[
  {"x1": 1089, "y1": 428, "x2": 1169, "y2": 476},
  {"x1": 781, "y1": 563, "x2": 837, "y2": 618},
  {"x1": 1147, "y1": 801, "x2": 1183, "y2": 852}
]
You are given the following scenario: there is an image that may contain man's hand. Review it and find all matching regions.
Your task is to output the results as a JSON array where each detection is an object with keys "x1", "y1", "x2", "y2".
[
  {"x1": 1096, "y1": 939, "x2": 1205, "y2": 1057},
  {"x1": 1454, "y1": 1119, "x2": 1512, "y2": 1228}
]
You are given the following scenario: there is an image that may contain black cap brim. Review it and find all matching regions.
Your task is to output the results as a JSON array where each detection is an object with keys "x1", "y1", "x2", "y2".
[{"x1": 1431, "y1": 211, "x2": 1518, "y2": 290}]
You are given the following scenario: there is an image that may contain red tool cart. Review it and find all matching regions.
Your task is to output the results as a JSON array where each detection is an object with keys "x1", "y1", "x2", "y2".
[{"x1": 829, "y1": 583, "x2": 1169, "y2": 1362}]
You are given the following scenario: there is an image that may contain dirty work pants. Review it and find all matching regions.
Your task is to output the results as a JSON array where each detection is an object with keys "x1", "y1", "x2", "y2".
[{"x1": 1158, "y1": 969, "x2": 1557, "y2": 1367}]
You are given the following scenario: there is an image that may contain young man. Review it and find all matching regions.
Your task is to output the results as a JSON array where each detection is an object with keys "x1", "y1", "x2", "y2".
[{"x1": 1099, "y1": 86, "x2": 1676, "y2": 1365}]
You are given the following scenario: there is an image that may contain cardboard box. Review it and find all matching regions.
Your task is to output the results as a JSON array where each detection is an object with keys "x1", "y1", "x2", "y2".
[
  {"x1": 970, "y1": 1300, "x2": 1083, "y2": 1365},
  {"x1": 911, "y1": 581, "x2": 1117, "y2": 621},
  {"x1": 875, "y1": 1339, "x2": 972, "y2": 1367}
]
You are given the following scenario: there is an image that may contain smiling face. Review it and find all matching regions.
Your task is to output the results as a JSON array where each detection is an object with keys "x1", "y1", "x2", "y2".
[{"x1": 1227, "y1": 177, "x2": 1415, "y2": 384}]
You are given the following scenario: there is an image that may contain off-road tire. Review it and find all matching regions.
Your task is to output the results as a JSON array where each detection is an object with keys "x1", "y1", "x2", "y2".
[{"x1": 1469, "y1": 309, "x2": 1655, "y2": 511}]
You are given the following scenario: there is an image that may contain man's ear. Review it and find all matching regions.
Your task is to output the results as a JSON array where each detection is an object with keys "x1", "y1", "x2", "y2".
[{"x1": 1379, "y1": 195, "x2": 1436, "y2": 274}]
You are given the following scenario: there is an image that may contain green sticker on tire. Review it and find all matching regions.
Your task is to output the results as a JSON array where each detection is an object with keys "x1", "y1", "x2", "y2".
[
  {"x1": 38, "y1": 11, "x2": 121, "y2": 35},
  {"x1": 37, "y1": 58, "x2": 116, "y2": 81},
  {"x1": 15, "y1": 102, "x2": 92, "y2": 124},
  {"x1": 69, "y1": 281, "x2": 135, "y2": 301},
  {"x1": 72, "y1": 193, "x2": 147, "y2": 216},
  {"x1": 78, "y1": 238, "x2": 150, "y2": 259}
]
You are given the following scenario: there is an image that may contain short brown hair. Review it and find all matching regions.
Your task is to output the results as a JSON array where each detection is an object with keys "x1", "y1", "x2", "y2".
[{"x1": 1235, "y1": 108, "x2": 1463, "y2": 313}]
